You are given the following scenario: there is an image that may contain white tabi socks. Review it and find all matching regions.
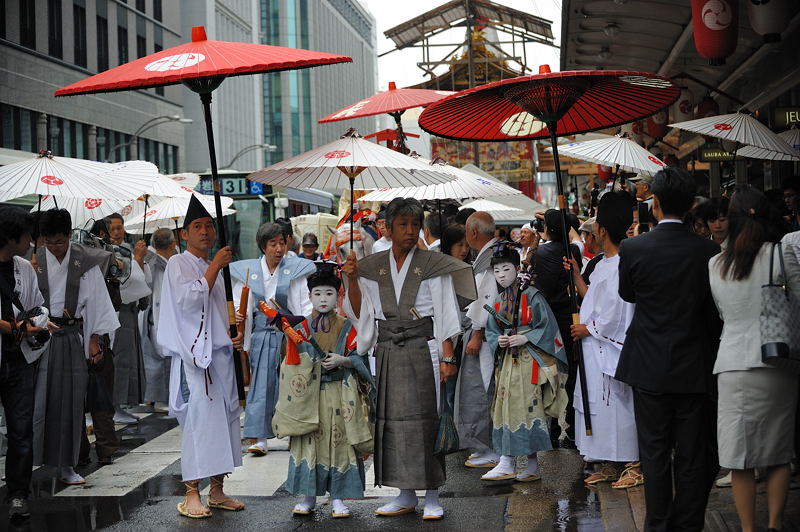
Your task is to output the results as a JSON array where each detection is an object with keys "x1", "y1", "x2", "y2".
[
  {"x1": 331, "y1": 498, "x2": 350, "y2": 518},
  {"x1": 292, "y1": 495, "x2": 316, "y2": 515},
  {"x1": 375, "y1": 489, "x2": 417, "y2": 516},
  {"x1": 517, "y1": 454, "x2": 542, "y2": 482},
  {"x1": 465, "y1": 449, "x2": 501, "y2": 468},
  {"x1": 423, "y1": 489, "x2": 444, "y2": 520},
  {"x1": 59, "y1": 466, "x2": 85, "y2": 485},
  {"x1": 481, "y1": 455, "x2": 516, "y2": 481}
]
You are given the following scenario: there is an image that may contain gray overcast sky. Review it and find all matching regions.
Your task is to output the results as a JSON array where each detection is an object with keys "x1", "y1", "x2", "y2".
[{"x1": 361, "y1": 0, "x2": 562, "y2": 91}]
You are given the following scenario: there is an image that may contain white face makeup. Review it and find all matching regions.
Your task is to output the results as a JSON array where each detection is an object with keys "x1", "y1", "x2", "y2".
[
  {"x1": 310, "y1": 286, "x2": 338, "y2": 314},
  {"x1": 493, "y1": 262, "x2": 519, "y2": 288}
]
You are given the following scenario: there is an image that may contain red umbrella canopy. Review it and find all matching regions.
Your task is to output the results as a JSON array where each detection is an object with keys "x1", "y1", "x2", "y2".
[
  {"x1": 418, "y1": 65, "x2": 680, "y2": 141},
  {"x1": 55, "y1": 26, "x2": 352, "y2": 96},
  {"x1": 318, "y1": 82, "x2": 453, "y2": 123}
]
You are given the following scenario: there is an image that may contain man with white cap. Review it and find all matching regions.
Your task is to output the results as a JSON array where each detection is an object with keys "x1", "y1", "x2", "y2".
[{"x1": 518, "y1": 223, "x2": 539, "y2": 261}]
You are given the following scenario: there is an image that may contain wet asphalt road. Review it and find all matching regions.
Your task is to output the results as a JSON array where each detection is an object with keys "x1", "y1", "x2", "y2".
[{"x1": 1, "y1": 413, "x2": 602, "y2": 531}]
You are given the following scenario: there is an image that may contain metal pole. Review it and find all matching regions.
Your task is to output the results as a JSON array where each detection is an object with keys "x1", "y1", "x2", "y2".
[
  {"x1": 549, "y1": 124, "x2": 592, "y2": 436},
  {"x1": 349, "y1": 177, "x2": 355, "y2": 249},
  {"x1": 199, "y1": 91, "x2": 246, "y2": 404}
]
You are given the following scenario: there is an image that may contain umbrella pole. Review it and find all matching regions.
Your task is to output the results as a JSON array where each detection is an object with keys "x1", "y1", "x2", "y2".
[
  {"x1": 349, "y1": 176, "x2": 355, "y2": 250},
  {"x1": 390, "y1": 111, "x2": 407, "y2": 153},
  {"x1": 199, "y1": 91, "x2": 246, "y2": 405},
  {"x1": 548, "y1": 124, "x2": 592, "y2": 436},
  {"x1": 174, "y1": 218, "x2": 181, "y2": 252},
  {"x1": 610, "y1": 164, "x2": 620, "y2": 191},
  {"x1": 437, "y1": 199, "x2": 443, "y2": 238},
  {"x1": 141, "y1": 195, "x2": 149, "y2": 241},
  {"x1": 33, "y1": 194, "x2": 42, "y2": 256}
]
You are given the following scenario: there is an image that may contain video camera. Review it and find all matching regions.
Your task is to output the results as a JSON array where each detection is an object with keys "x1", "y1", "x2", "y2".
[{"x1": 71, "y1": 218, "x2": 131, "y2": 282}]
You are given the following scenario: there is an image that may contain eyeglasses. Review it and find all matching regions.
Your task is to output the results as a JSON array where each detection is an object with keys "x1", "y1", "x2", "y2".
[{"x1": 44, "y1": 239, "x2": 69, "y2": 247}]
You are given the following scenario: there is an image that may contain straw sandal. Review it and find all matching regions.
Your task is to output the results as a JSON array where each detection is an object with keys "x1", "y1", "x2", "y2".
[
  {"x1": 374, "y1": 502, "x2": 416, "y2": 516},
  {"x1": 207, "y1": 475, "x2": 245, "y2": 511},
  {"x1": 612, "y1": 462, "x2": 644, "y2": 489},
  {"x1": 177, "y1": 482, "x2": 212, "y2": 518},
  {"x1": 585, "y1": 463, "x2": 617, "y2": 485}
]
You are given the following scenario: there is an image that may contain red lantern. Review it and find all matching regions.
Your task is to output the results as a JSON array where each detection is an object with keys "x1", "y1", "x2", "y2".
[
  {"x1": 692, "y1": 0, "x2": 738, "y2": 66},
  {"x1": 748, "y1": 0, "x2": 791, "y2": 43},
  {"x1": 645, "y1": 110, "x2": 669, "y2": 139},
  {"x1": 597, "y1": 165, "x2": 613, "y2": 182}
]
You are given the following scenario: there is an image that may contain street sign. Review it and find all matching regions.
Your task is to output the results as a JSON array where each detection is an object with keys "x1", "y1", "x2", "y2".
[
  {"x1": 773, "y1": 107, "x2": 800, "y2": 129},
  {"x1": 699, "y1": 148, "x2": 735, "y2": 162}
]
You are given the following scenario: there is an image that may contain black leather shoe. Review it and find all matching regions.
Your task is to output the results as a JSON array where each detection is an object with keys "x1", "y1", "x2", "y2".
[{"x1": 8, "y1": 497, "x2": 31, "y2": 519}]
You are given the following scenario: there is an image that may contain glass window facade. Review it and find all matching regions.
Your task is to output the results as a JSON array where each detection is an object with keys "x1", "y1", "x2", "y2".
[
  {"x1": 48, "y1": 0, "x2": 63, "y2": 58},
  {"x1": 19, "y1": 0, "x2": 36, "y2": 49},
  {"x1": 74, "y1": 1, "x2": 88, "y2": 68}
]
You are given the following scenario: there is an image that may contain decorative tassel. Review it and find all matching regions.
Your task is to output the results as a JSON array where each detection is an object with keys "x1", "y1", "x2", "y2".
[
  {"x1": 531, "y1": 358, "x2": 539, "y2": 384},
  {"x1": 285, "y1": 337, "x2": 301, "y2": 365},
  {"x1": 521, "y1": 292, "x2": 530, "y2": 325}
]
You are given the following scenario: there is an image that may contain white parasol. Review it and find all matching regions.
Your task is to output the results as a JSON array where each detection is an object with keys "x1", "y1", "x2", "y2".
[
  {"x1": 357, "y1": 156, "x2": 521, "y2": 201},
  {"x1": 30, "y1": 196, "x2": 127, "y2": 230},
  {"x1": 547, "y1": 133, "x2": 667, "y2": 176},
  {"x1": 669, "y1": 112, "x2": 797, "y2": 157},
  {"x1": 460, "y1": 198, "x2": 524, "y2": 221},
  {"x1": 248, "y1": 128, "x2": 454, "y2": 245},
  {"x1": 0, "y1": 150, "x2": 158, "y2": 200},
  {"x1": 737, "y1": 126, "x2": 800, "y2": 161},
  {"x1": 124, "y1": 193, "x2": 235, "y2": 234}
]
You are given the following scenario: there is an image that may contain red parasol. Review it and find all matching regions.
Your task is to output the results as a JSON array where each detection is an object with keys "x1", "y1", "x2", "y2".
[
  {"x1": 55, "y1": 26, "x2": 352, "y2": 404},
  {"x1": 419, "y1": 65, "x2": 680, "y2": 437},
  {"x1": 319, "y1": 82, "x2": 453, "y2": 152}
]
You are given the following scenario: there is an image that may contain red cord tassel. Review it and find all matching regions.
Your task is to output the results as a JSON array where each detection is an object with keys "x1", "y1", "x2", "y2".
[{"x1": 531, "y1": 358, "x2": 539, "y2": 384}]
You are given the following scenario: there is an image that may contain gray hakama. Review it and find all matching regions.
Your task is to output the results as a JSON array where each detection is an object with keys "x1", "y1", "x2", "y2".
[
  {"x1": 114, "y1": 301, "x2": 145, "y2": 405},
  {"x1": 344, "y1": 248, "x2": 476, "y2": 489}
]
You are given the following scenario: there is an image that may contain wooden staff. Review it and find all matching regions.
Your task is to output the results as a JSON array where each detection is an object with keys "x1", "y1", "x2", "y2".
[{"x1": 236, "y1": 268, "x2": 251, "y2": 387}]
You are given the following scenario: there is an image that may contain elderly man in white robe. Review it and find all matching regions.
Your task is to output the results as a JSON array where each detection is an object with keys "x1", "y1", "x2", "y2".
[
  {"x1": 33, "y1": 209, "x2": 119, "y2": 486},
  {"x1": 565, "y1": 191, "x2": 642, "y2": 489},
  {"x1": 157, "y1": 195, "x2": 245, "y2": 519},
  {"x1": 342, "y1": 197, "x2": 476, "y2": 521},
  {"x1": 458, "y1": 211, "x2": 501, "y2": 469}
]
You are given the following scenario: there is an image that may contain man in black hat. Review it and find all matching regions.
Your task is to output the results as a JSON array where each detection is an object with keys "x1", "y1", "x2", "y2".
[{"x1": 157, "y1": 195, "x2": 245, "y2": 519}]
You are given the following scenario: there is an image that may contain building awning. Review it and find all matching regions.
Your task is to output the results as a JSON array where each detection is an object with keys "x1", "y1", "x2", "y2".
[{"x1": 285, "y1": 187, "x2": 334, "y2": 209}]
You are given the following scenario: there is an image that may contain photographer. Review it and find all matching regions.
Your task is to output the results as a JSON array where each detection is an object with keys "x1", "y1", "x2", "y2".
[{"x1": 0, "y1": 206, "x2": 49, "y2": 520}]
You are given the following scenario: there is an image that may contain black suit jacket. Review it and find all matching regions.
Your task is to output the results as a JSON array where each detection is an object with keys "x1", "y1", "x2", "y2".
[
  {"x1": 532, "y1": 241, "x2": 582, "y2": 348},
  {"x1": 615, "y1": 222, "x2": 722, "y2": 394}
]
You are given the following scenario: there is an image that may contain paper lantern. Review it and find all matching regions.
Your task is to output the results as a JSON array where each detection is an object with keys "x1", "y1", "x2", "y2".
[
  {"x1": 692, "y1": 0, "x2": 738, "y2": 65},
  {"x1": 748, "y1": 0, "x2": 791, "y2": 43},
  {"x1": 673, "y1": 87, "x2": 694, "y2": 123},
  {"x1": 645, "y1": 109, "x2": 669, "y2": 139}
]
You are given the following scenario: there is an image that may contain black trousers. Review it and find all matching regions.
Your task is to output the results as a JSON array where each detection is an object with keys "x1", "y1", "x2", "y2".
[
  {"x1": 633, "y1": 388, "x2": 719, "y2": 532},
  {"x1": 0, "y1": 352, "x2": 35, "y2": 500},
  {"x1": 80, "y1": 349, "x2": 119, "y2": 462}
]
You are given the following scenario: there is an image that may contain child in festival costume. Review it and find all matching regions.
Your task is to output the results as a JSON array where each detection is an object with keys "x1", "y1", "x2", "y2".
[
  {"x1": 482, "y1": 242, "x2": 569, "y2": 482},
  {"x1": 279, "y1": 260, "x2": 375, "y2": 519}
]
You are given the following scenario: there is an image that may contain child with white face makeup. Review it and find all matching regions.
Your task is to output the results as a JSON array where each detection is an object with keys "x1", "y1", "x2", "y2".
[
  {"x1": 282, "y1": 261, "x2": 375, "y2": 520},
  {"x1": 482, "y1": 243, "x2": 569, "y2": 483}
]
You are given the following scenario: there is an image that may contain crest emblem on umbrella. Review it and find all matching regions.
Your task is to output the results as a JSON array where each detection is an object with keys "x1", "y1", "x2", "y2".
[
  {"x1": 145, "y1": 53, "x2": 205, "y2": 71},
  {"x1": 84, "y1": 199, "x2": 103, "y2": 209},
  {"x1": 40, "y1": 175, "x2": 64, "y2": 186}
]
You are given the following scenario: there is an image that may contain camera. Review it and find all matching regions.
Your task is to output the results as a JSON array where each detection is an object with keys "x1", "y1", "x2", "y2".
[{"x1": 532, "y1": 218, "x2": 544, "y2": 233}]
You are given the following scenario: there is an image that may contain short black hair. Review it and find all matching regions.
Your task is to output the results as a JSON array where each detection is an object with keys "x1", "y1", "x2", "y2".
[
  {"x1": 105, "y1": 213, "x2": 124, "y2": 223},
  {"x1": 453, "y1": 207, "x2": 476, "y2": 225},
  {"x1": 385, "y1": 197, "x2": 424, "y2": 231},
  {"x1": 90, "y1": 218, "x2": 110, "y2": 239},
  {"x1": 650, "y1": 167, "x2": 697, "y2": 218},
  {"x1": 274, "y1": 217, "x2": 293, "y2": 239},
  {"x1": 441, "y1": 224, "x2": 466, "y2": 257},
  {"x1": 256, "y1": 222, "x2": 286, "y2": 251},
  {"x1": 424, "y1": 212, "x2": 443, "y2": 239},
  {"x1": 596, "y1": 191, "x2": 634, "y2": 246},
  {"x1": 544, "y1": 209, "x2": 566, "y2": 242},
  {"x1": 0, "y1": 206, "x2": 34, "y2": 249},
  {"x1": 694, "y1": 196, "x2": 729, "y2": 222},
  {"x1": 39, "y1": 208, "x2": 73, "y2": 237}
]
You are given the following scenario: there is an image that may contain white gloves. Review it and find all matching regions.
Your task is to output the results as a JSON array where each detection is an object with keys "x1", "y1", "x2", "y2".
[
  {"x1": 321, "y1": 353, "x2": 352, "y2": 370},
  {"x1": 498, "y1": 334, "x2": 528, "y2": 348}
]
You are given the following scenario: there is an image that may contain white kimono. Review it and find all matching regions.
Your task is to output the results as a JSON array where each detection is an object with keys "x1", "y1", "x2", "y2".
[
  {"x1": 343, "y1": 247, "x2": 461, "y2": 400},
  {"x1": 157, "y1": 252, "x2": 242, "y2": 481},
  {"x1": 465, "y1": 238, "x2": 500, "y2": 391},
  {"x1": 574, "y1": 254, "x2": 638, "y2": 463},
  {"x1": 0, "y1": 256, "x2": 47, "y2": 366}
]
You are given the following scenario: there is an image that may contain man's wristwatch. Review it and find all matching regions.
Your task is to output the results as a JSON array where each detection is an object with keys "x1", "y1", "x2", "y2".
[{"x1": 441, "y1": 357, "x2": 456, "y2": 364}]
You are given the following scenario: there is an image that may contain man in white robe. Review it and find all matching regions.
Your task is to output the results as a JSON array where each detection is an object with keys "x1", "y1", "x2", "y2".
[
  {"x1": 157, "y1": 195, "x2": 245, "y2": 519},
  {"x1": 342, "y1": 197, "x2": 476, "y2": 521},
  {"x1": 567, "y1": 192, "x2": 641, "y2": 488},
  {"x1": 458, "y1": 212, "x2": 501, "y2": 468},
  {"x1": 33, "y1": 209, "x2": 119, "y2": 485}
]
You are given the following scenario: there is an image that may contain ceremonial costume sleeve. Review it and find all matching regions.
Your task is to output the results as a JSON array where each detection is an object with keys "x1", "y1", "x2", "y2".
[
  {"x1": 158, "y1": 256, "x2": 217, "y2": 369},
  {"x1": 484, "y1": 303, "x2": 503, "y2": 352},
  {"x1": 288, "y1": 276, "x2": 312, "y2": 317},
  {"x1": 342, "y1": 277, "x2": 381, "y2": 356},
  {"x1": 522, "y1": 291, "x2": 565, "y2": 363},
  {"x1": 429, "y1": 274, "x2": 461, "y2": 346},
  {"x1": 466, "y1": 269, "x2": 497, "y2": 330},
  {"x1": 120, "y1": 259, "x2": 152, "y2": 304},
  {"x1": 78, "y1": 265, "x2": 120, "y2": 358}
]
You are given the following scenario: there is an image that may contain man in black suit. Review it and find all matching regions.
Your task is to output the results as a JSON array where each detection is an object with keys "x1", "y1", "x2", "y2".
[
  {"x1": 616, "y1": 168, "x2": 721, "y2": 531},
  {"x1": 532, "y1": 209, "x2": 582, "y2": 442}
]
